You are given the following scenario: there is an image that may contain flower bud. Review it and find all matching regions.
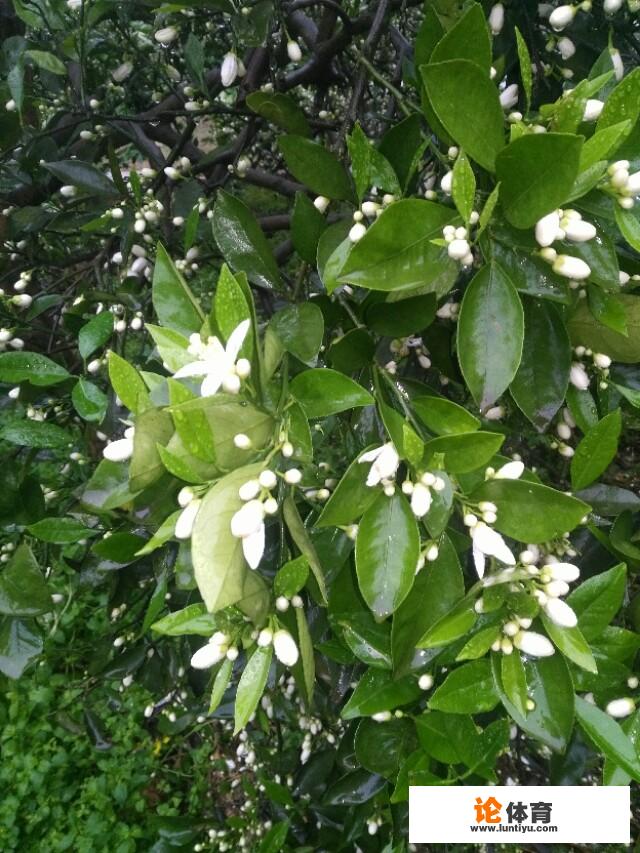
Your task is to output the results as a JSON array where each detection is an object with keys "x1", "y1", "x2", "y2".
[
  {"x1": 544, "y1": 596, "x2": 577, "y2": 627},
  {"x1": 447, "y1": 238, "x2": 471, "y2": 260},
  {"x1": 259, "y1": 470, "x2": 277, "y2": 489},
  {"x1": 154, "y1": 26, "x2": 178, "y2": 45},
  {"x1": 239, "y1": 479, "x2": 260, "y2": 501},
  {"x1": 535, "y1": 210, "x2": 561, "y2": 247},
  {"x1": 236, "y1": 357, "x2": 251, "y2": 379},
  {"x1": 569, "y1": 362, "x2": 590, "y2": 390},
  {"x1": 552, "y1": 254, "x2": 591, "y2": 280},
  {"x1": 273, "y1": 629, "x2": 299, "y2": 666},
  {"x1": 112, "y1": 62, "x2": 133, "y2": 83},
  {"x1": 313, "y1": 196, "x2": 330, "y2": 213},
  {"x1": 606, "y1": 697, "x2": 635, "y2": 718},
  {"x1": 440, "y1": 171, "x2": 453, "y2": 194},
  {"x1": 230, "y1": 499, "x2": 265, "y2": 538},
  {"x1": 175, "y1": 498, "x2": 201, "y2": 539},
  {"x1": 178, "y1": 486, "x2": 195, "y2": 507},
  {"x1": 275, "y1": 596, "x2": 289, "y2": 612},
  {"x1": 583, "y1": 99, "x2": 604, "y2": 122},
  {"x1": 494, "y1": 460, "x2": 524, "y2": 480},
  {"x1": 287, "y1": 40, "x2": 302, "y2": 62},
  {"x1": 103, "y1": 436, "x2": 134, "y2": 462},
  {"x1": 284, "y1": 468, "x2": 302, "y2": 485},
  {"x1": 563, "y1": 218, "x2": 596, "y2": 242},
  {"x1": 557, "y1": 37, "x2": 575, "y2": 59},
  {"x1": 418, "y1": 673, "x2": 434, "y2": 690},
  {"x1": 593, "y1": 352, "x2": 611, "y2": 369},
  {"x1": 163, "y1": 166, "x2": 180, "y2": 181},
  {"x1": 514, "y1": 630, "x2": 555, "y2": 657},
  {"x1": 489, "y1": 3, "x2": 505, "y2": 34},
  {"x1": 257, "y1": 628, "x2": 273, "y2": 646},
  {"x1": 604, "y1": 0, "x2": 624, "y2": 12},
  {"x1": 349, "y1": 222, "x2": 366, "y2": 243},
  {"x1": 191, "y1": 641, "x2": 225, "y2": 669},
  {"x1": 221, "y1": 52, "x2": 239, "y2": 87},
  {"x1": 499, "y1": 84, "x2": 519, "y2": 110},
  {"x1": 549, "y1": 5, "x2": 576, "y2": 31},
  {"x1": 233, "y1": 433, "x2": 252, "y2": 449}
]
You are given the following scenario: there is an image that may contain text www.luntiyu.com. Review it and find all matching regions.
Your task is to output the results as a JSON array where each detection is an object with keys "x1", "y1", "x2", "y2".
[{"x1": 470, "y1": 825, "x2": 559, "y2": 833}]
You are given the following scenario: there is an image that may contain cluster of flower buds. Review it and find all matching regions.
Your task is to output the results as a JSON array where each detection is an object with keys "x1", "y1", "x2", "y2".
[
  {"x1": 605, "y1": 160, "x2": 640, "y2": 209},
  {"x1": 401, "y1": 471, "x2": 446, "y2": 519},
  {"x1": 532, "y1": 560, "x2": 580, "y2": 627},
  {"x1": 552, "y1": 406, "x2": 578, "y2": 458},
  {"x1": 230, "y1": 470, "x2": 280, "y2": 568},
  {"x1": 492, "y1": 614, "x2": 536, "y2": 655},
  {"x1": 0, "y1": 327, "x2": 23, "y2": 351},
  {"x1": 102, "y1": 425, "x2": 135, "y2": 462},
  {"x1": 535, "y1": 208, "x2": 596, "y2": 248},
  {"x1": 358, "y1": 443, "x2": 400, "y2": 491},
  {"x1": 163, "y1": 156, "x2": 191, "y2": 182},
  {"x1": 349, "y1": 193, "x2": 396, "y2": 242},
  {"x1": 443, "y1": 224, "x2": 474, "y2": 266},
  {"x1": 570, "y1": 347, "x2": 612, "y2": 393},
  {"x1": 258, "y1": 625, "x2": 299, "y2": 666},
  {"x1": 191, "y1": 630, "x2": 237, "y2": 669}
]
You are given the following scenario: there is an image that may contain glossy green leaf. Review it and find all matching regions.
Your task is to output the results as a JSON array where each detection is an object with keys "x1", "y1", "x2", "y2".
[
  {"x1": 510, "y1": 299, "x2": 571, "y2": 431},
  {"x1": 423, "y1": 431, "x2": 504, "y2": 473},
  {"x1": 72, "y1": 377, "x2": 107, "y2": 423},
  {"x1": 603, "y1": 710, "x2": 640, "y2": 785},
  {"x1": 341, "y1": 667, "x2": 422, "y2": 719},
  {"x1": 152, "y1": 243, "x2": 204, "y2": 336},
  {"x1": 212, "y1": 190, "x2": 282, "y2": 290},
  {"x1": 290, "y1": 368, "x2": 373, "y2": 418},
  {"x1": 430, "y1": 2, "x2": 491, "y2": 70},
  {"x1": 107, "y1": 352, "x2": 150, "y2": 414},
  {"x1": 457, "y1": 262, "x2": 524, "y2": 411},
  {"x1": 500, "y1": 651, "x2": 528, "y2": 717},
  {"x1": 151, "y1": 603, "x2": 217, "y2": 637},
  {"x1": 282, "y1": 497, "x2": 327, "y2": 604},
  {"x1": 422, "y1": 60, "x2": 504, "y2": 171},
  {"x1": 0, "y1": 617, "x2": 43, "y2": 679},
  {"x1": 492, "y1": 653, "x2": 574, "y2": 751},
  {"x1": 366, "y1": 294, "x2": 436, "y2": 337},
  {"x1": 339, "y1": 199, "x2": 456, "y2": 293},
  {"x1": 44, "y1": 159, "x2": 118, "y2": 197},
  {"x1": 569, "y1": 294, "x2": 640, "y2": 363},
  {"x1": 615, "y1": 206, "x2": 640, "y2": 252},
  {"x1": 452, "y1": 151, "x2": 475, "y2": 224},
  {"x1": 429, "y1": 660, "x2": 500, "y2": 714},
  {"x1": 1, "y1": 420, "x2": 71, "y2": 449},
  {"x1": 418, "y1": 598, "x2": 476, "y2": 649},
  {"x1": 575, "y1": 696, "x2": 640, "y2": 782},
  {"x1": 356, "y1": 492, "x2": 419, "y2": 619},
  {"x1": 27, "y1": 517, "x2": 95, "y2": 544},
  {"x1": 234, "y1": 644, "x2": 272, "y2": 734},
  {"x1": 78, "y1": 312, "x2": 113, "y2": 360},
  {"x1": 191, "y1": 463, "x2": 263, "y2": 612},
  {"x1": 471, "y1": 478, "x2": 590, "y2": 543},
  {"x1": 0, "y1": 351, "x2": 70, "y2": 386},
  {"x1": 413, "y1": 396, "x2": 480, "y2": 436},
  {"x1": 129, "y1": 409, "x2": 173, "y2": 492},
  {"x1": 270, "y1": 303, "x2": 324, "y2": 366},
  {"x1": 355, "y1": 717, "x2": 417, "y2": 778},
  {"x1": 596, "y1": 67, "x2": 640, "y2": 134},
  {"x1": 316, "y1": 448, "x2": 378, "y2": 527},
  {"x1": 496, "y1": 133, "x2": 583, "y2": 228},
  {"x1": 246, "y1": 91, "x2": 310, "y2": 136},
  {"x1": 213, "y1": 264, "x2": 252, "y2": 354},
  {"x1": 541, "y1": 616, "x2": 598, "y2": 673},
  {"x1": 209, "y1": 657, "x2": 233, "y2": 714},
  {"x1": 279, "y1": 135, "x2": 353, "y2": 201},
  {"x1": 347, "y1": 122, "x2": 400, "y2": 199},
  {"x1": 514, "y1": 27, "x2": 532, "y2": 111},
  {"x1": 291, "y1": 192, "x2": 326, "y2": 264},
  {"x1": 580, "y1": 121, "x2": 632, "y2": 171},
  {"x1": 0, "y1": 545, "x2": 50, "y2": 617},
  {"x1": 571, "y1": 409, "x2": 621, "y2": 491},
  {"x1": 568, "y1": 563, "x2": 626, "y2": 641}
]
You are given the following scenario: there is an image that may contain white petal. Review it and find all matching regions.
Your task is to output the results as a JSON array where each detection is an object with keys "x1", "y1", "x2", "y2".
[
  {"x1": 494, "y1": 460, "x2": 524, "y2": 480},
  {"x1": 103, "y1": 437, "x2": 134, "y2": 462},
  {"x1": 473, "y1": 544, "x2": 486, "y2": 579},
  {"x1": 200, "y1": 371, "x2": 223, "y2": 397},
  {"x1": 175, "y1": 499, "x2": 201, "y2": 539},
  {"x1": 358, "y1": 445, "x2": 384, "y2": 464},
  {"x1": 375, "y1": 443, "x2": 400, "y2": 480},
  {"x1": 242, "y1": 524, "x2": 265, "y2": 569},
  {"x1": 225, "y1": 319, "x2": 251, "y2": 363},
  {"x1": 230, "y1": 499, "x2": 265, "y2": 538},
  {"x1": 472, "y1": 523, "x2": 516, "y2": 565},
  {"x1": 191, "y1": 642, "x2": 225, "y2": 669},
  {"x1": 173, "y1": 360, "x2": 210, "y2": 378},
  {"x1": 544, "y1": 597, "x2": 578, "y2": 628}
]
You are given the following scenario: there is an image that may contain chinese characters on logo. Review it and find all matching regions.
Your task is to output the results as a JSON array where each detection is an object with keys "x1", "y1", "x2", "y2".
[{"x1": 475, "y1": 797, "x2": 553, "y2": 825}]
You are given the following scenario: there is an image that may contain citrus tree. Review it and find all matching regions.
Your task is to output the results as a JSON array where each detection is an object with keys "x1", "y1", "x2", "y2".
[{"x1": 1, "y1": 0, "x2": 640, "y2": 848}]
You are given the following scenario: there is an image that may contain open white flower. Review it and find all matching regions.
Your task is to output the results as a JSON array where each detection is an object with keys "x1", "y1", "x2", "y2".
[
  {"x1": 359, "y1": 443, "x2": 400, "y2": 487},
  {"x1": 173, "y1": 319, "x2": 250, "y2": 397},
  {"x1": 471, "y1": 521, "x2": 516, "y2": 578},
  {"x1": 230, "y1": 498, "x2": 266, "y2": 569},
  {"x1": 273, "y1": 629, "x2": 299, "y2": 666}
]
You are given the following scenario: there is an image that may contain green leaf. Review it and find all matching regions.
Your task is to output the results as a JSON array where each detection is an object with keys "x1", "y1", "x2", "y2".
[
  {"x1": 341, "y1": 667, "x2": 422, "y2": 719},
  {"x1": 146, "y1": 325, "x2": 192, "y2": 373},
  {"x1": 27, "y1": 517, "x2": 95, "y2": 544},
  {"x1": 0, "y1": 545, "x2": 50, "y2": 617},
  {"x1": 0, "y1": 617, "x2": 42, "y2": 679},
  {"x1": 571, "y1": 409, "x2": 622, "y2": 491},
  {"x1": 316, "y1": 449, "x2": 378, "y2": 527},
  {"x1": 152, "y1": 243, "x2": 204, "y2": 336},
  {"x1": 246, "y1": 91, "x2": 311, "y2": 136},
  {"x1": 452, "y1": 151, "x2": 475, "y2": 224},
  {"x1": 379, "y1": 113, "x2": 425, "y2": 191},
  {"x1": 500, "y1": 651, "x2": 528, "y2": 717},
  {"x1": 72, "y1": 378, "x2": 108, "y2": 423},
  {"x1": 422, "y1": 60, "x2": 505, "y2": 171},
  {"x1": 234, "y1": 645, "x2": 272, "y2": 734},
  {"x1": 418, "y1": 598, "x2": 476, "y2": 649},
  {"x1": 492, "y1": 653, "x2": 574, "y2": 751},
  {"x1": 26, "y1": 49, "x2": 66, "y2": 75},
  {"x1": 541, "y1": 616, "x2": 597, "y2": 673},
  {"x1": 413, "y1": 396, "x2": 480, "y2": 436},
  {"x1": 355, "y1": 492, "x2": 419, "y2": 619},
  {"x1": 569, "y1": 294, "x2": 640, "y2": 363},
  {"x1": 290, "y1": 368, "x2": 373, "y2": 418},
  {"x1": 568, "y1": 564, "x2": 626, "y2": 641},
  {"x1": 510, "y1": 299, "x2": 571, "y2": 431},
  {"x1": 477, "y1": 183, "x2": 501, "y2": 238},
  {"x1": 291, "y1": 192, "x2": 326, "y2": 264},
  {"x1": 596, "y1": 67, "x2": 640, "y2": 135},
  {"x1": 423, "y1": 431, "x2": 504, "y2": 473},
  {"x1": 0, "y1": 351, "x2": 70, "y2": 386},
  {"x1": 107, "y1": 352, "x2": 150, "y2": 414},
  {"x1": 209, "y1": 657, "x2": 233, "y2": 714},
  {"x1": 392, "y1": 535, "x2": 464, "y2": 674},
  {"x1": 603, "y1": 710, "x2": 640, "y2": 785},
  {"x1": 471, "y1": 479, "x2": 590, "y2": 543},
  {"x1": 429, "y1": 660, "x2": 500, "y2": 714},
  {"x1": 78, "y1": 312, "x2": 113, "y2": 360},
  {"x1": 580, "y1": 121, "x2": 632, "y2": 171},
  {"x1": 339, "y1": 199, "x2": 456, "y2": 293},
  {"x1": 456, "y1": 624, "x2": 502, "y2": 661},
  {"x1": 355, "y1": 717, "x2": 417, "y2": 778},
  {"x1": 151, "y1": 603, "x2": 217, "y2": 637},
  {"x1": 213, "y1": 264, "x2": 251, "y2": 349},
  {"x1": 514, "y1": 27, "x2": 532, "y2": 112},
  {"x1": 129, "y1": 409, "x2": 173, "y2": 492},
  {"x1": 81, "y1": 459, "x2": 138, "y2": 512},
  {"x1": 274, "y1": 555, "x2": 309, "y2": 598},
  {"x1": 212, "y1": 190, "x2": 282, "y2": 290},
  {"x1": 282, "y1": 497, "x2": 327, "y2": 605},
  {"x1": 615, "y1": 206, "x2": 640, "y2": 253},
  {"x1": 347, "y1": 122, "x2": 400, "y2": 199},
  {"x1": 270, "y1": 303, "x2": 324, "y2": 366},
  {"x1": 495, "y1": 133, "x2": 583, "y2": 228},
  {"x1": 575, "y1": 696, "x2": 640, "y2": 782},
  {"x1": 457, "y1": 262, "x2": 524, "y2": 411},
  {"x1": 1, "y1": 420, "x2": 71, "y2": 450},
  {"x1": 430, "y1": 2, "x2": 491, "y2": 70},
  {"x1": 279, "y1": 135, "x2": 353, "y2": 201},
  {"x1": 44, "y1": 160, "x2": 119, "y2": 197},
  {"x1": 191, "y1": 464, "x2": 263, "y2": 612},
  {"x1": 295, "y1": 606, "x2": 315, "y2": 706}
]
